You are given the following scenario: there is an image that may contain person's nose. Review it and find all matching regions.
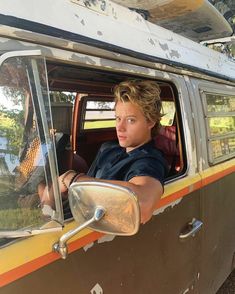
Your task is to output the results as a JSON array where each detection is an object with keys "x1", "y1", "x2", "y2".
[{"x1": 116, "y1": 119, "x2": 126, "y2": 132}]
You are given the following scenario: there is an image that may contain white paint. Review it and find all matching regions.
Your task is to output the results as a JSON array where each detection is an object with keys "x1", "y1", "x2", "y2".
[
  {"x1": 0, "y1": 0, "x2": 234, "y2": 81},
  {"x1": 90, "y1": 283, "x2": 103, "y2": 294},
  {"x1": 163, "y1": 72, "x2": 170, "y2": 79},
  {"x1": 182, "y1": 288, "x2": 190, "y2": 294},
  {"x1": 184, "y1": 76, "x2": 190, "y2": 82},
  {"x1": 98, "y1": 234, "x2": 116, "y2": 244},
  {"x1": 153, "y1": 198, "x2": 182, "y2": 215},
  {"x1": 83, "y1": 234, "x2": 115, "y2": 252},
  {"x1": 83, "y1": 242, "x2": 94, "y2": 252}
]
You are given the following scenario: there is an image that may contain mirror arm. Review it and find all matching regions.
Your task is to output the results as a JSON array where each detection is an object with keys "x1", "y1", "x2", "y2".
[{"x1": 53, "y1": 206, "x2": 105, "y2": 259}]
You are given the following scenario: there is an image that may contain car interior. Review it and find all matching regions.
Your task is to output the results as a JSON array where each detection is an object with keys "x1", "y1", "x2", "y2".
[{"x1": 47, "y1": 61, "x2": 185, "y2": 182}]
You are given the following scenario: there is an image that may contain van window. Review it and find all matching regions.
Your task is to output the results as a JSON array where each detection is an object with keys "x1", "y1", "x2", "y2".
[
  {"x1": 202, "y1": 92, "x2": 235, "y2": 163},
  {"x1": 46, "y1": 62, "x2": 185, "y2": 180},
  {"x1": 0, "y1": 55, "x2": 61, "y2": 233},
  {"x1": 82, "y1": 98, "x2": 115, "y2": 130},
  {"x1": 161, "y1": 101, "x2": 175, "y2": 126},
  {"x1": 50, "y1": 91, "x2": 75, "y2": 135}
]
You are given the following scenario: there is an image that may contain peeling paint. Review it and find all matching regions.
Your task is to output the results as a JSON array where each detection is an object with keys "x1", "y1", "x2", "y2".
[
  {"x1": 184, "y1": 76, "x2": 190, "y2": 82},
  {"x1": 153, "y1": 198, "x2": 182, "y2": 216},
  {"x1": 83, "y1": 242, "x2": 94, "y2": 251},
  {"x1": 136, "y1": 15, "x2": 142, "y2": 22},
  {"x1": 182, "y1": 288, "x2": 190, "y2": 294},
  {"x1": 169, "y1": 49, "x2": 180, "y2": 59},
  {"x1": 188, "y1": 184, "x2": 194, "y2": 193},
  {"x1": 98, "y1": 234, "x2": 115, "y2": 244},
  {"x1": 70, "y1": 53, "x2": 97, "y2": 65},
  {"x1": 0, "y1": 0, "x2": 234, "y2": 82},
  {"x1": 159, "y1": 42, "x2": 169, "y2": 51},
  {"x1": 148, "y1": 38, "x2": 155, "y2": 46},
  {"x1": 100, "y1": 58, "x2": 150, "y2": 75},
  {"x1": 163, "y1": 72, "x2": 170, "y2": 79},
  {"x1": 90, "y1": 283, "x2": 103, "y2": 294}
]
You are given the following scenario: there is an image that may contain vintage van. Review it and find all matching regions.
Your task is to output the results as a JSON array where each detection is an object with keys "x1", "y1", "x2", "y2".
[{"x1": 0, "y1": 0, "x2": 235, "y2": 293}]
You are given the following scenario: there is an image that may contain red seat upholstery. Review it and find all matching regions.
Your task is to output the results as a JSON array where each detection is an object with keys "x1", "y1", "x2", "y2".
[
  {"x1": 59, "y1": 150, "x2": 89, "y2": 175},
  {"x1": 55, "y1": 134, "x2": 88, "y2": 175},
  {"x1": 154, "y1": 125, "x2": 180, "y2": 173}
]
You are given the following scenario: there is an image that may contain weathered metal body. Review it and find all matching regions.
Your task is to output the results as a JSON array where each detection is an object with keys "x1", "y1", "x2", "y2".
[{"x1": 0, "y1": 1, "x2": 235, "y2": 293}]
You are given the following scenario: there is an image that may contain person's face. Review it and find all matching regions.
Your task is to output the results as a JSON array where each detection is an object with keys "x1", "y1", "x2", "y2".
[{"x1": 115, "y1": 101, "x2": 155, "y2": 152}]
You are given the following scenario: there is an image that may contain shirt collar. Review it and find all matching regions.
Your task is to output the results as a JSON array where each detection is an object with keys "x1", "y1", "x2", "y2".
[{"x1": 126, "y1": 140, "x2": 154, "y2": 156}]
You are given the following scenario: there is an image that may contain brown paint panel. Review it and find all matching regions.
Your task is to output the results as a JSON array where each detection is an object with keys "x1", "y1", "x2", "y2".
[
  {"x1": 199, "y1": 173, "x2": 235, "y2": 294},
  {"x1": 2, "y1": 191, "x2": 201, "y2": 294}
]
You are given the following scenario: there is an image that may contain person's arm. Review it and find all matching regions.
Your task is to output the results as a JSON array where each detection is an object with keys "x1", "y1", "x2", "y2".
[{"x1": 61, "y1": 172, "x2": 163, "y2": 224}]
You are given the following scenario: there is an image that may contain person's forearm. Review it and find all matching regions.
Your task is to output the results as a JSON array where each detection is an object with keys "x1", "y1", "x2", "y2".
[{"x1": 70, "y1": 174, "x2": 162, "y2": 224}]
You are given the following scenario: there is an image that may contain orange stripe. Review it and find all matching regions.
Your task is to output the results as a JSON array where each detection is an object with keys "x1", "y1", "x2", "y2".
[
  {"x1": 0, "y1": 231, "x2": 102, "y2": 288},
  {"x1": 158, "y1": 180, "x2": 202, "y2": 208},
  {"x1": 201, "y1": 165, "x2": 235, "y2": 186},
  {"x1": 1, "y1": 164, "x2": 234, "y2": 287}
]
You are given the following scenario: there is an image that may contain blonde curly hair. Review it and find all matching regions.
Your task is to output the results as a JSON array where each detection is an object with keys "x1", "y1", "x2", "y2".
[{"x1": 114, "y1": 80, "x2": 162, "y2": 136}]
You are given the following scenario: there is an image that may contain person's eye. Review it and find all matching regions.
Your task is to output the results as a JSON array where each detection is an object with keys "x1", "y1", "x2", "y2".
[{"x1": 127, "y1": 118, "x2": 136, "y2": 124}]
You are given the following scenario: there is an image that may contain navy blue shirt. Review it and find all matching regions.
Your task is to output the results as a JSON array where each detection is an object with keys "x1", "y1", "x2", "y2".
[{"x1": 87, "y1": 140, "x2": 168, "y2": 187}]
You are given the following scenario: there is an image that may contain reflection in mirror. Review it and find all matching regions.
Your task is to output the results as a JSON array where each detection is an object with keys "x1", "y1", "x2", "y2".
[
  {"x1": 53, "y1": 181, "x2": 140, "y2": 259},
  {"x1": 69, "y1": 181, "x2": 140, "y2": 236},
  {"x1": 0, "y1": 55, "x2": 59, "y2": 237}
]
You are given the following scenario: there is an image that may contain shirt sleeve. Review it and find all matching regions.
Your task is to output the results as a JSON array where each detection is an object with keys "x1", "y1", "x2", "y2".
[{"x1": 125, "y1": 156, "x2": 167, "y2": 186}]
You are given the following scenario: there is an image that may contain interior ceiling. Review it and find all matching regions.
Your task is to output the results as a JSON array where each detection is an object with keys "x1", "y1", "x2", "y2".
[
  {"x1": 46, "y1": 62, "x2": 174, "y2": 100},
  {"x1": 47, "y1": 63, "x2": 122, "y2": 94}
]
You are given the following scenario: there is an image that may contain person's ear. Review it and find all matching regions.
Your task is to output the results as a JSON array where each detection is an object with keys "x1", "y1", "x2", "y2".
[{"x1": 147, "y1": 120, "x2": 156, "y2": 130}]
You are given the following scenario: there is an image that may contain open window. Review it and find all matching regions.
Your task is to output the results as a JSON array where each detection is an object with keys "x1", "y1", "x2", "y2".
[{"x1": 46, "y1": 63, "x2": 185, "y2": 180}]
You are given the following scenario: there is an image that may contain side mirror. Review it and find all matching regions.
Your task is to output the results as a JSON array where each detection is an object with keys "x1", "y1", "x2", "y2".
[{"x1": 53, "y1": 181, "x2": 140, "y2": 259}]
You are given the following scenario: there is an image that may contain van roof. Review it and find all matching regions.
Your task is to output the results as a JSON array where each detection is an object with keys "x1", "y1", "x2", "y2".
[{"x1": 0, "y1": 0, "x2": 234, "y2": 82}]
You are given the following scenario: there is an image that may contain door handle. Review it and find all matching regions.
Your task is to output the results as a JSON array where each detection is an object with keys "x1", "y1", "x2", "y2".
[{"x1": 179, "y1": 218, "x2": 203, "y2": 239}]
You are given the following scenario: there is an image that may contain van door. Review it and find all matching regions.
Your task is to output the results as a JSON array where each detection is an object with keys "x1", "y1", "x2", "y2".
[
  {"x1": 0, "y1": 45, "x2": 204, "y2": 293},
  {"x1": 187, "y1": 78, "x2": 235, "y2": 293}
]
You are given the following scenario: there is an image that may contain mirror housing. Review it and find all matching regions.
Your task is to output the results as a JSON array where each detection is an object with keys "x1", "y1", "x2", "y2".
[
  {"x1": 53, "y1": 181, "x2": 140, "y2": 259},
  {"x1": 69, "y1": 181, "x2": 140, "y2": 235}
]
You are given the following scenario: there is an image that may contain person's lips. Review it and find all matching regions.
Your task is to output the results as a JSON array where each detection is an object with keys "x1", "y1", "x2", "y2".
[{"x1": 118, "y1": 135, "x2": 127, "y2": 141}]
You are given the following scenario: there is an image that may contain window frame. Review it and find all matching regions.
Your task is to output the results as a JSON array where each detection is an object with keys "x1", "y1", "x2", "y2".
[
  {"x1": 200, "y1": 85, "x2": 235, "y2": 165},
  {"x1": 0, "y1": 50, "x2": 63, "y2": 241},
  {"x1": 80, "y1": 95, "x2": 116, "y2": 132}
]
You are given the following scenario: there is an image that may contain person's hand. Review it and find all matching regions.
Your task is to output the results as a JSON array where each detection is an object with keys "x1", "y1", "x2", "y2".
[
  {"x1": 38, "y1": 182, "x2": 55, "y2": 208},
  {"x1": 37, "y1": 170, "x2": 78, "y2": 211},
  {"x1": 58, "y1": 170, "x2": 78, "y2": 194}
]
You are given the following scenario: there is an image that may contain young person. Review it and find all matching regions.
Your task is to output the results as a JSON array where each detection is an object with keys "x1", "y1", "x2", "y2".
[{"x1": 42, "y1": 80, "x2": 168, "y2": 224}]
